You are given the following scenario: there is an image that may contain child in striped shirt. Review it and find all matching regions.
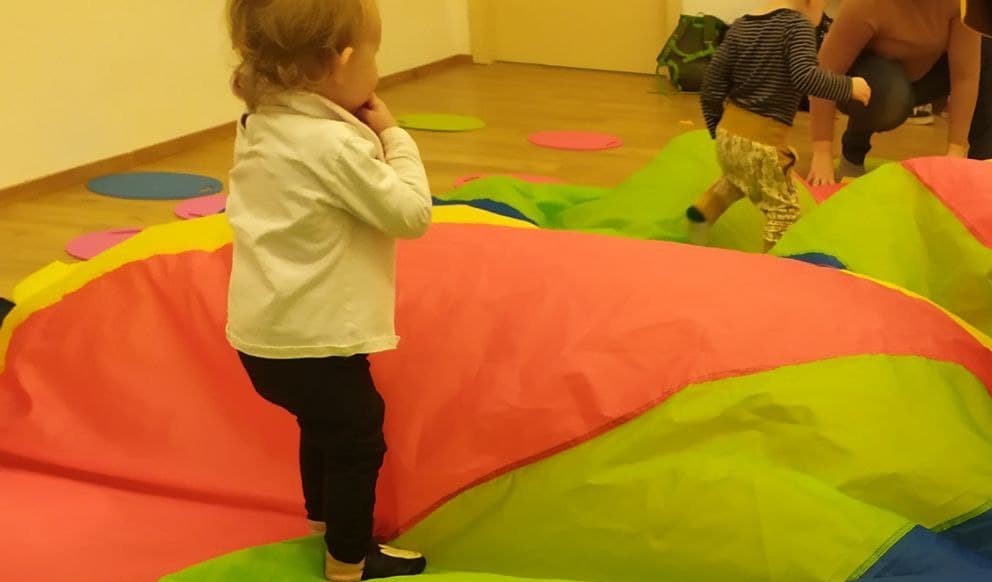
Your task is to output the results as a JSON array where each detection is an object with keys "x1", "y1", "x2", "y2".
[{"x1": 687, "y1": 0, "x2": 872, "y2": 251}]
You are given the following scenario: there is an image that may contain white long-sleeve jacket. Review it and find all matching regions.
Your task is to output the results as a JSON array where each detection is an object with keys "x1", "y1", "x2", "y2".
[{"x1": 226, "y1": 91, "x2": 432, "y2": 359}]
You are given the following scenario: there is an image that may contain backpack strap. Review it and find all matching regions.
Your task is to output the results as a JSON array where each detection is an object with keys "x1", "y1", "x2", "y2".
[{"x1": 656, "y1": 14, "x2": 729, "y2": 90}]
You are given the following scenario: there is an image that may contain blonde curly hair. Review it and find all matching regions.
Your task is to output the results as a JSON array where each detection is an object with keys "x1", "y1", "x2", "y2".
[{"x1": 227, "y1": 0, "x2": 369, "y2": 109}]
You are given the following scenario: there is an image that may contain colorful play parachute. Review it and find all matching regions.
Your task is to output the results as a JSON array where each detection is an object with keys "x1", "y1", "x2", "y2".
[
  {"x1": 435, "y1": 130, "x2": 824, "y2": 252},
  {"x1": 437, "y1": 131, "x2": 992, "y2": 335},
  {"x1": 775, "y1": 157, "x2": 992, "y2": 335},
  {"x1": 2, "y1": 196, "x2": 992, "y2": 582}
]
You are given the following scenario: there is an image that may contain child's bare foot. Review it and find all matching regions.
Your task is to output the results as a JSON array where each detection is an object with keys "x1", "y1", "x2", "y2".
[
  {"x1": 688, "y1": 222, "x2": 710, "y2": 246},
  {"x1": 686, "y1": 206, "x2": 710, "y2": 246}
]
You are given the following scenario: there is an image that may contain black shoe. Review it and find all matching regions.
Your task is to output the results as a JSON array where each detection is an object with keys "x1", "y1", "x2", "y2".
[
  {"x1": 362, "y1": 543, "x2": 427, "y2": 580},
  {"x1": 0, "y1": 298, "x2": 14, "y2": 329}
]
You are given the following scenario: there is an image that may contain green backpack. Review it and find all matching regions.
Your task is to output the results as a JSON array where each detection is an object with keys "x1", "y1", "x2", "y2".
[{"x1": 656, "y1": 14, "x2": 730, "y2": 93}]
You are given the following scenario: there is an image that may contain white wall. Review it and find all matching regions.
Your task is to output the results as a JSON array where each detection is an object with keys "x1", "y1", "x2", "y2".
[
  {"x1": 380, "y1": 0, "x2": 470, "y2": 74},
  {"x1": 469, "y1": 0, "x2": 676, "y2": 74},
  {"x1": 681, "y1": 0, "x2": 758, "y2": 22},
  {"x1": 681, "y1": 0, "x2": 843, "y2": 22},
  {"x1": 0, "y1": 1, "x2": 239, "y2": 190},
  {"x1": 0, "y1": 0, "x2": 471, "y2": 190}
]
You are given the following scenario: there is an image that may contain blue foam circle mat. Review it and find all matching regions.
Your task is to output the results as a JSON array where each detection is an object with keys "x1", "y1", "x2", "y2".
[{"x1": 88, "y1": 172, "x2": 223, "y2": 201}]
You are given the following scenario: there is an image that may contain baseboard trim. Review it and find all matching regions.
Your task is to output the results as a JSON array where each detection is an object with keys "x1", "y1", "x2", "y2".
[
  {"x1": 0, "y1": 53, "x2": 475, "y2": 202},
  {"x1": 378, "y1": 54, "x2": 474, "y2": 90},
  {"x1": 0, "y1": 123, "x2": 237, "y2": 205}
]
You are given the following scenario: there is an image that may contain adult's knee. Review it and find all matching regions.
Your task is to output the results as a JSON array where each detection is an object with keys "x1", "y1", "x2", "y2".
[{"x1": 844, "y1": 55, "x2": 913, "y2": 132}]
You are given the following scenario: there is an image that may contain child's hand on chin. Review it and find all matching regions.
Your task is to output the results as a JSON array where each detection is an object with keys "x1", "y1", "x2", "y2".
[{"x1": 357, "y1": 94, "x2": 398, "y2": 135}]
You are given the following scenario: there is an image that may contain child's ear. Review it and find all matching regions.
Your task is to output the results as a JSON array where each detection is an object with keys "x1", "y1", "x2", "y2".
[
  {"x1": 331, "y1": 47, "x2": 355, "y2": 81},
  {"x1": 339, "y1": 46, "x2": 355, "y2": 66}
]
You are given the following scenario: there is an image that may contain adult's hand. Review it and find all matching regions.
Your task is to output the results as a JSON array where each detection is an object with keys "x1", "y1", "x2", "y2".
[{"x1": 946, "y1": 143, "x2": 969, "y2": 158}]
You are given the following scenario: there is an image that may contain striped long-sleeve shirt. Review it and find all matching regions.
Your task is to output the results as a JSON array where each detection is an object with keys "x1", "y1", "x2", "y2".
[{"x1": 701, "y1": 9, "x2": 853, "y2": 137}]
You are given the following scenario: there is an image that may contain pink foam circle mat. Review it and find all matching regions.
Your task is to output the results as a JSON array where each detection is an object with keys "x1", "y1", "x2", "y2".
[
  {"x1": 453, "y1": 174, "x2": 564, "y2": 188},
  {"x1": 66, "y1": 228, "x2": 142, "y2": 260},
  {"x1": 175, "y1": 194, "x2": 227, "y2": 219},
  {"x1": 528, "y1": 131, "x2": 624, "y2": 152}
]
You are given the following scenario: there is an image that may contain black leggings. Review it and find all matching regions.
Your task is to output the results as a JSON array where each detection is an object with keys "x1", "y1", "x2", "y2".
[
  {"x1": 839, "y1": 38, "x2": 992, "y2": 163},
  {"x1": 238, "y1": 352, "x2": 387, "y2": 565}
]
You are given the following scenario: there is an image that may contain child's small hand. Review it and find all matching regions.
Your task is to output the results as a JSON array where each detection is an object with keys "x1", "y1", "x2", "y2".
[
  {"x1": 356, "y1": 94, "x2": 398, "y2": 135},
  {"x1": 852, "y1": 77, "x2": 872, "y2": 106}
]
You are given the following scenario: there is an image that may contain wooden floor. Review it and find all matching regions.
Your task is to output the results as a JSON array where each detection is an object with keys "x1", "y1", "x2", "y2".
[{"x1": 0, "y1": 62, "x2": 949, "y2": 295}]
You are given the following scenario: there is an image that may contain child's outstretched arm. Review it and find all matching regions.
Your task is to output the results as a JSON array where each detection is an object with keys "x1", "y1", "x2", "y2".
[
  {"x1": 700, "y1": 40, "x2": 734, "y2": 138},
  {"x1": 326, "y1": 131, "x2": 432, "y2": 239},
  {"x1": 785, "y1": 23, "x2": 855, "y2": 104}
]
